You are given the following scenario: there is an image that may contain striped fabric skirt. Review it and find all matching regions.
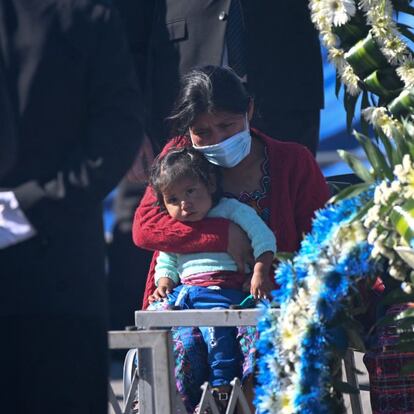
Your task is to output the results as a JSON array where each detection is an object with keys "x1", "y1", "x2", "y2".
[{"x1": 364, "y1": 304, "x2": 414, "y2": 414}]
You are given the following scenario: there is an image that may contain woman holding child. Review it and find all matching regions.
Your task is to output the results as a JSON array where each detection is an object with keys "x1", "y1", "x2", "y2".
[{"x1": 132, "y1": 65, "x2": 329, "y2": 412}]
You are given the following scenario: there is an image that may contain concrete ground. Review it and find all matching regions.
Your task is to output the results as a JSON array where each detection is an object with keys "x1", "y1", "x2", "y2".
[{"x1": 109, "y1": 350, "x2": 372, "y2": 414}]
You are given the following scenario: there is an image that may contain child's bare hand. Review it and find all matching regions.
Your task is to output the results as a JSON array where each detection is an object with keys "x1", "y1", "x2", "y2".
[
  {"x1": 250, "y1": 272, "x2": 273, "y2": 300},
  {"x1": 152, "y1": 277, "x2": 175, "y2": 301}
]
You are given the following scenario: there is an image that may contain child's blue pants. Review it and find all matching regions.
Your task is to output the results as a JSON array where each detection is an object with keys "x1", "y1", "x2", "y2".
[{"x1": 167, "y1": 285, "x2": 247, "y2": 387}]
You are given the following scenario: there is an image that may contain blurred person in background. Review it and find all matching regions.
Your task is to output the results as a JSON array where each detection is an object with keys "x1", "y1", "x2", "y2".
[{"x1": 0, "y1": 0, "x2": 143, "y2": 412}]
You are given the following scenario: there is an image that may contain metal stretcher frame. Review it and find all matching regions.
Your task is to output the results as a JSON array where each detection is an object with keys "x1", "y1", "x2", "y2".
[{"x1": 108, "y1": 308, "x2": 365, "y2": 414}]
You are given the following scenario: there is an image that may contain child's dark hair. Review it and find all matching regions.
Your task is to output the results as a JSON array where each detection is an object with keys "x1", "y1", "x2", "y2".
[{"x1": 149, "y1": 147, "x2": 222, "y2": 208}]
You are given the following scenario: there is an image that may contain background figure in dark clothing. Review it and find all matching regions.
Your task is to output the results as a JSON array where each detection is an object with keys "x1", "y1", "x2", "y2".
[
  {"x1": 140, "y1": 0, "x2": 324, "y2": 155},
  {"x1": 108, "y1": 0, "x2": 155, "y2": 327},
  {"x1": 0, "y1": 0, "x2": 143, "y2": 413}
]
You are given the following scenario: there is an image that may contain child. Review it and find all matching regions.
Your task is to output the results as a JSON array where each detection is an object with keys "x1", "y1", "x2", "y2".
[{"x1": 148, "y1": 147, "x2": 276, "y2": 409}]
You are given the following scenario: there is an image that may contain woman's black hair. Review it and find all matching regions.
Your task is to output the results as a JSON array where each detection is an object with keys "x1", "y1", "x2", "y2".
[
  {"x1": 149, "y1": 147, "x2": 222, "y2": 209},
  {"x1": 168, "y1": 65, "x2": 251, "y2": 135}
]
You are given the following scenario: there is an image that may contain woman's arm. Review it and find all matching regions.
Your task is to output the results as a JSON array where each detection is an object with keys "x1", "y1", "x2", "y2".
[
  {"x1": 132, "y1": 136, "x2": 231, "y2": 254},
  {"x1": 133, "y1": 181, "x2": 230, "y2": 253}
]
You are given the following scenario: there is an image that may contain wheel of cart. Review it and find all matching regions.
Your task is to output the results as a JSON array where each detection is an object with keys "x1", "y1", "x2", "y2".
[{"x1": 123, "y1": 347, "x2": 138, "y2": 406}]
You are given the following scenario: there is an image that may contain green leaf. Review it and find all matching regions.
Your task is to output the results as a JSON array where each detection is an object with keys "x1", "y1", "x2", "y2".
[
  {"x1": 360, "y1": 90, "x2": 371, "y2": 136},
  {"x1": 354, "y1": 131, "x2": 394, "y2": 180},
  {"x1": 330, "y1": 182, "x2": 372, "y2": 203},
  {"x1": 394, "y1": 308, "x2": 414, "y2": 321},
  {"x1": 373, "y1": 313, "x2": 400, "y2": 329},
  {"x1": 395, "y1": 341, "x2": 414, "y2": 352},
  {"x1": 398, "y1": 330, "x2": 414, "y2": 340},
  {"x1": 377, "y1": 128, "x2": 398, "y2": 167},
  {"x1": 344, "y1": 326, "x2": 366, "y2": 352},
  {"x1": 380, "y1": 288, "x2": 414, "y2": 306},
  {"x1": 393, "y1": 2, "x2": 414, "y2": 16},
  {"x1": 401, "y1": 361, "x2": 414, "y2": 375},
  {"x1": 352, "y1": 367, "x2": 366, "y2": 376},
  {"x1": 398, "y1": 24, "x2": 414, "y2": 43},
  {"x1": 395, "y1": 317, "x2": 414, "y2": 330},
  {"x1": 335, "y1": 73, "x2": 342, "y2": 98},
  {"x1": 401, "y1": 117, "x2": 414, "y2": 138},
  {"x1": 338, "y1": 149, "x2": 374, "y2": 182},
  {"x1": 350, "y1": 199, "x2": 374, "y2": 223},
  {"x1": 391, "y1": 124, "x2": 410, "y2": 161},
  {"x1": 344, "y1": 92, "x2": 359, "y2": 133},
  {"x1": 332, "y1": 380, "x2": 360, "y2": 394}
]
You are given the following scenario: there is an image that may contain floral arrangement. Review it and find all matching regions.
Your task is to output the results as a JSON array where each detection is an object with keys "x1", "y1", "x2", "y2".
[
  {"x1": 309, "y1": 0, "x2": 414, "y2": 136},
  {"x1": 255, "y1": 1, "x2": 414, "y2": 412},
  {"x1": 255, "y1": 192, "x2": 378, "y2": 413},
  {"x1": 255, "y1": 117, "x2": 414, "y2": 411}
]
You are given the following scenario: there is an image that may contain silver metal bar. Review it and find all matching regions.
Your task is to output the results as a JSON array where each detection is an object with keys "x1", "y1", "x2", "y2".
[
  {"x1": 137, "y1": 348, "x2": 154, "y2": 413},
  {"x1": 198, "y1": 382, "x2": 221, "y2": 414},
  {"x1": 227, "y1": 378, "x2": 252, "y2": 414},
  {"x1": 123, "y1": 349, "x2": 137, "y2": 403},
  {"x1": 344, "y1": 349, "x2": 363, "y2": 414},
  {"x1": 113, "y1": 311, "x2": 367, "y2": 414},
  {"x1": 109, "y1": 330, "x2": 168, "y2": 349},
  {"x1": 124, "y1": 367, "x2": 139, "y2": 414},
  {"x1": 135, "y1": 308, "x2": 278, "y2": 328},
  {"x1": 151, "y1": 331, "x2": 176, "y2": 413},
  {"x1": 108, "y1": 383, "x2": 123, "y2": 414},
  {"x1": 109, "y1": 330, "x2": 176, "y2": 414}
]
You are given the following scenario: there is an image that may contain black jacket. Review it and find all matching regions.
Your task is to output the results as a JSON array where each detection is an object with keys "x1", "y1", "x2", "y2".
[
  {"x1": 0, "y1": 0, "x2": 143, "y2": 316},
  {"x1": 117, "y1": 0, "x2": 324, "y2": 147}
]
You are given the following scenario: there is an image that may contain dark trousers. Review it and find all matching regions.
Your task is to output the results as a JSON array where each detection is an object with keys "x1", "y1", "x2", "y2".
[{"x1": 0, "y1": 315, "x2": 108, "y2": 414}]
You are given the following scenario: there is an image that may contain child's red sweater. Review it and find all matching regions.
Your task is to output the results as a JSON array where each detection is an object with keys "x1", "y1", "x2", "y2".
[{"x1": 133, "y1": 129, "x2": 330, "y2": 309}]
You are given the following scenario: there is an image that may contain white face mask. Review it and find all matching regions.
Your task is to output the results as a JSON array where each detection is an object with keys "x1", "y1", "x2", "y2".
[{"x1": 192, "y1": 115, "x2": 251, "y2": 168}]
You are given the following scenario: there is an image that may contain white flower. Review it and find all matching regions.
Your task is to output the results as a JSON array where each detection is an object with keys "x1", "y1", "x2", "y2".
[
  {"x1": 341, "y1": 65, "x2": 361, "y2": 95},
  {"x1": 397, "y1": 57, "x2": 414, "y2": 88},
  {"x1": 373, "y1": 185, "x2": 383, "y2": 205},
  {"x1": 362, "y1": 106, "x2": 385, "y2": 124},
  {"x1": 322, "y1": 31, "x2": 340, "y2": 47},
  {"x1": 358, "y1": 0, "x2": 374, "y2": 11},
  {"x1": 328, "y1": 47, "x2": 345, "y2": 63},
  {"x1": 277, "y1": 388, "x2": 296, "y2": 414},
  {"x1": 381, "y1": 36, "x2": 409, "y2": 65},
  {"x1": 320, "y1": 0, "x2": 356, "y2": 27},
  {"x1": 306, "y1": 274, "x2": 322, "y2": 296},
  {"x1": 367, "y1": 228, "x2": 378, "y2": 245},
  {"x1": 375, "y1": 181, "x2": 396, "y2": 205},
  {"x1": 364, "y1": 204, "x2": 381, "y2": 228},
  {"x1": 401, "y1": 282, "x2": 413, "y2": 294},
  {"x1": 390, "y1": 180, "x2": 402, "y2": 194},
  {"x1": 371, "y1": 244, "x2": 381, "y2": 258},
  {"x1": 394, "y1": 154, "x2": 413, "y2": 183}
]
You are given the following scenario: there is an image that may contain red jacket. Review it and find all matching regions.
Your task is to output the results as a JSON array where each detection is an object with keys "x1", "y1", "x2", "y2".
[{"x1": 133, "y1": 129, "x2": 330, "y2": 308}]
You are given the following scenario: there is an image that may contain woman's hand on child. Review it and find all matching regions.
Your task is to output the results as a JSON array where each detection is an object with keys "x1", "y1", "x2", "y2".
[
  {"x1": 227, "y1": 222, "x2": 254, "y2": 274},
  {"x1": 250, "y1": 252, "x2": 274, "y2": 299},
  {"x1": 250, "y1": 272, "x2": 273, "y2": 300},
  {"x1": 152, "y1": 277, "x2": 176, "y2": 301}
]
